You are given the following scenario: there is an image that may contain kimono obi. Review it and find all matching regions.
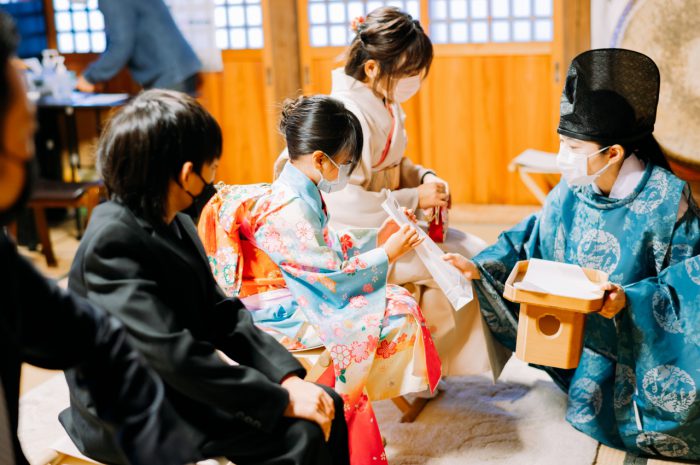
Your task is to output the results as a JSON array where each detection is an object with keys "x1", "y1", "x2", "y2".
[
  {"x1": 198, "y1": 183, "x2": 287, "y2": 298},
  {"x1": 238, "y1": 238, "x2": 286, "y2": 298}
]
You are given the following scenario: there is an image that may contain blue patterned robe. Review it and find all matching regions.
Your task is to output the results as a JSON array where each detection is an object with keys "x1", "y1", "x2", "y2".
[{"x1": 473, "y1": 163, "x2": 700, "y2": 459}]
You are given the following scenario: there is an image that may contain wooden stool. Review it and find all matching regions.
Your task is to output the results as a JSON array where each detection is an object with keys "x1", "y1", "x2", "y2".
[
  {"x1": 28, "y1": 179, "x2": 101, "y2": 267},
  {"x1": 508, "y1": 149, "x2": 560, "y2": 204}
]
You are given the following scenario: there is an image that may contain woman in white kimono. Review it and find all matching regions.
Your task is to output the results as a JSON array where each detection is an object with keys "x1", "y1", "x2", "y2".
[{"x1": 276, "y1": 7, "x2": 490, "y2": 376}]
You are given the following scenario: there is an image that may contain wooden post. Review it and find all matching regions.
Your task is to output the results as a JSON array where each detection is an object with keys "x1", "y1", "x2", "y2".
[
  {"x1": 262, "y1": 0, "x2": 302, "y2": 163},
  {"x1": 551, "y1": 0, "x2": 591, "y2": 131}
]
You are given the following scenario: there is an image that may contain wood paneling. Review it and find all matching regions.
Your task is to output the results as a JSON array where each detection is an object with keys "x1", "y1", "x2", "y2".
[
  {"x1": 201, "y1": 50, "x2": 273, "y2": 184},
  {"x1": 262, "y1": 0, "x2": 302, "y2": 156},
  {"x1": 294, "y1": 0, "x2": 590, "y2": 205},
  {"x1": 298, "y1": 45, "x2": 561, "y2": 205},
  {"x1": 418, "y1": 54, "x2": 557, "y2": 204},
  {"x1": 51, "y1": 0, "x2": 590, "y2": 203}
]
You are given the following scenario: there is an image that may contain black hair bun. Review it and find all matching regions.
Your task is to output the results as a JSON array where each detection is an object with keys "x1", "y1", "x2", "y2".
[{"x1": 279, "y1": 96, "x2": 306, "y2": 133}]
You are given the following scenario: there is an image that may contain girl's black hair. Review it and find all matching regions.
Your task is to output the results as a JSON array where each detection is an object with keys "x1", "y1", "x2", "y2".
[
  {"x1": 98, "y1": 89, "x2": 222, "y2": 224},
  {"x1": 280, "y1": 95, "x2": 363, "y2": 171},
  {"x1": 345, "y1": 7, "x2": 433, "y2": 98}
]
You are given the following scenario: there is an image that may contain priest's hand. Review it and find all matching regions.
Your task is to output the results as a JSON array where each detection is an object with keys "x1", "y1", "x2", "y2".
[
  {"x1": 442, "y1": 253, "x2": 480, "y2": 279},
  {"x1": 598, "y1": 282, "x2": 626, "y2": 319},
  {"x1": 281, "y1": 376, "x2": 335, "y2": 441}
]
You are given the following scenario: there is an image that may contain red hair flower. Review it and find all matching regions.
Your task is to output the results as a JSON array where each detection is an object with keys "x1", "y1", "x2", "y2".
[{"x1": 350, "y1": 15, "x2": 366, "y2": 32}]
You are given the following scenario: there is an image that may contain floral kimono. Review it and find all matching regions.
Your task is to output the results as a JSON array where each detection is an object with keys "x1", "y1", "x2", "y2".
[
  {"x1": 199, "y1": 162, "x2": 441, "y2": 465},
  {"x1": 472, "y1": 160, "x2": 700, "y2": 460},
  {"x1": 275, "y1": 68, "x2": 491, "y2": 377}
]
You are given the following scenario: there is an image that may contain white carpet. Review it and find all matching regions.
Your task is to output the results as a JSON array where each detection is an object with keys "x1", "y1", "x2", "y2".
[
  {"x1": 18, "y1": 373, "x2": 71, "y2": 465},
  {"x1": 373, "y1": 358, "x2": 599, "y2": 465},
  {"x1": 18, "y1": 359, "x2": 599, "y2": 465}
]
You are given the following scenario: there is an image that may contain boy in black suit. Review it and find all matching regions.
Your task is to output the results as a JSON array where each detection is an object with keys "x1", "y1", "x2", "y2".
[{"x1": 61, "y1": 89, "x2": 349, "y2": 465}]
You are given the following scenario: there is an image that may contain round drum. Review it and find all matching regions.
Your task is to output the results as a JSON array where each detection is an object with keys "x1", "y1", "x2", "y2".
[{"x1": 614, "y1": 0, "x2": 700, "y2": 182}]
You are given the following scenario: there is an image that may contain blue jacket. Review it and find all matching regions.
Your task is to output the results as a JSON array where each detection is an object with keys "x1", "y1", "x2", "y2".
[{"x1": 84, "y1": 0, "x2": 202, "y2": 89}]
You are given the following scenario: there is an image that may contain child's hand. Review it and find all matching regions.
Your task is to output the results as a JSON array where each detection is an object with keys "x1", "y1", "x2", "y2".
[
  {"x1": 598, "y1": 282, "x2": 626, "y2": 319},
  {"x1": 442, "y1": 253, "x2": 480, "y2": 279},
  {"x1": 377, "y1": 217, "x2": 399, "y2": 246},
  {"x1": 377, "y1": 209, "x2": 418, "y2": 246},
  {"x1": 381, "y1": 223, "x2": 423, "y2": 263},
  {"x1": 403, "y1": 208, "x2": 418, "y2": 224}
]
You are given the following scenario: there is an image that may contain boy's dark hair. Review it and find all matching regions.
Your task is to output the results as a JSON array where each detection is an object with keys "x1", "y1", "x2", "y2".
[
  {"x1": 280, "y1": 95, "x2": 363, "y2": 171},
  {"x1": 98, "y1": 89, "x2": 222, "y2": 224},
  {"x1": 344, "y1": 7, "x2": 433, "y2": 97}
]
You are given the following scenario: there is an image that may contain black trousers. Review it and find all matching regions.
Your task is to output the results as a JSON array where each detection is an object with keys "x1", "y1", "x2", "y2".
[{"x1": 202, "y1": 385, "x2": 350, "y2": 465}]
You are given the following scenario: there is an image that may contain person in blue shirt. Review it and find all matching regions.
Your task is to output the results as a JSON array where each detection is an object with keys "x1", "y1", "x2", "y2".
[{"x1": 75, "y1": 0, "x2": 202, "y2": 95}]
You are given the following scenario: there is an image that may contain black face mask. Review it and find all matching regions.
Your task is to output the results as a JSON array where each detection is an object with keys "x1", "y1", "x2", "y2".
[
  {"x1": 182, "y1": 172, "x2": 217, "y2": 221},
  {"x1": 0, "y1": 156, "x2": 36, "y2": 227}
]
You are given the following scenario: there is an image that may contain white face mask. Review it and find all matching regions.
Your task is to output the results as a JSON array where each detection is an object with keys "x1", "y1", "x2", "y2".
[
  {"x1": 317, "y1": 154, "x2": 352, "y2": 193},
  {"x1": 392, "y1": 75, "x2": 422, "y2": 103},
  {"x1": 556, "y1": 143, "x2": 612, "y2": 187}
]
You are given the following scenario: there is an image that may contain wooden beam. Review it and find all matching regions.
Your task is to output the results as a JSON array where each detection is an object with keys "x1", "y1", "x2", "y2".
[
  {"x1": 551, "y1": 0, "x2": 591, "y2": 131},
  {"x1": 262, "y1": 0, "x2": 302, "y2": 160}
]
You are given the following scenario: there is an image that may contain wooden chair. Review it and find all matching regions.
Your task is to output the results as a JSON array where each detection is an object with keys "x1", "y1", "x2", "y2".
[
  {"x1": 27, "y1": 179, "x2": 101, "y2": 267},
  {"x1": 294, "y1": 347, "x2": 435, "y2": 423}
]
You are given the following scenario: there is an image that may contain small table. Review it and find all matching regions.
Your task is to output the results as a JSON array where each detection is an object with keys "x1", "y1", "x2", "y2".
[
  {"x1": 36, "y1": 91, "x2": 130, "y2": 182},
  {"x1": 508, "y1": 149, "x2": 560, "y2": 204}
]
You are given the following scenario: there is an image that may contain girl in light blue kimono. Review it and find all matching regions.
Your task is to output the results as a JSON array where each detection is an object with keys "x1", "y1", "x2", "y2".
[
  {"x1": 445, "y1": 49, "x2": 700, "y2": 460},
  {"x1": 200, "y1": 95, "x2": 441, "y2": 465}
]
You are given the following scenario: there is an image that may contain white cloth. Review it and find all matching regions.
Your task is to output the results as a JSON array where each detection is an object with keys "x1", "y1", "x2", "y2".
[{"x1": 592, "y1": 154, "x2": 688, "y2": 219}]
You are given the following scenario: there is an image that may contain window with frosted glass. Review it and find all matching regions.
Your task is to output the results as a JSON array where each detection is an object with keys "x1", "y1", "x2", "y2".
[
  {"x1": 214, "y1": 0, "x2": 264, "y2": 49},
  {"x1": 308, "y1": 0, "x2": 420, "y2": 47},
  {"x1": 430, "y1": 0, "x2": 553, "y2": 44},
  {"x1": 53, "y1": 0, "x2": 106, "y2": 54}
]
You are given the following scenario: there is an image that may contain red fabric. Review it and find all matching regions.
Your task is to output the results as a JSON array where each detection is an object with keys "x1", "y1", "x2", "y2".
[
  {"x1": 316, "y1": 366, "x2": 387, "y2": 464},
  {"x1": 373, "y1": 104, "x2": 395, "y2": 169}
]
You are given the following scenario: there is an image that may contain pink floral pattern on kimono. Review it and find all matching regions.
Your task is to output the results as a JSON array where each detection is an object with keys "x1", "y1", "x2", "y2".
[{"x1": 198, "y1": 163, "x2": 441, "y2": 465}]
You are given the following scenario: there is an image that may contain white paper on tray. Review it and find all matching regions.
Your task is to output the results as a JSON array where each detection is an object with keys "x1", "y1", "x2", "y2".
[
  {"x1": 381, "y1": 191, "x2": 473, "y2": 311},
  {"x1": 514, "y1": 258, "x2": 604, "y2": 300}
]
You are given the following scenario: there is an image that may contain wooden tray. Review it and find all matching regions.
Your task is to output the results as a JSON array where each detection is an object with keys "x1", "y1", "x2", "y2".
[{"x1": 504, "y1": 260, "x2": 607, "y2": 314}]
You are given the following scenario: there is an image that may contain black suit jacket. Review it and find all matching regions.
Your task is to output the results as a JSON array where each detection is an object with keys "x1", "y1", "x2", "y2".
[
  {"x1": 62, "y1": 201, "x2": 305, "y2": 463},
  {"x1": 0, "y1": 231, "x2": 199, "y2": 465}
]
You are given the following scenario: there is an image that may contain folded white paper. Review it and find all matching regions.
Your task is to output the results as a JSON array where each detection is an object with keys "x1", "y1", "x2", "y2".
[
  {"x1": 514, "y1": 258, "x2": 604, "y2": 300},
  {"x1": 381, "y1": 191, "x2": 473, "y2": 311}
]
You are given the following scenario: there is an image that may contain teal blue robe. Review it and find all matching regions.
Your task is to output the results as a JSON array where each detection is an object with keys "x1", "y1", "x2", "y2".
[{"x1": 473, "y1": 163, "x2": 700, "y2": 459}]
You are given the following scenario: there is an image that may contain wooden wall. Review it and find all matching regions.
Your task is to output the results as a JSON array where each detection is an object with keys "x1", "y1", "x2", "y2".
[{"x1": 53, "y1": 0, "x2": 590, "y2": 204}]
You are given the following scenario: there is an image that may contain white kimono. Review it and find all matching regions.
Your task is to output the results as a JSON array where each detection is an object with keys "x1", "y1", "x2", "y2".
[{"x1": 276, "y1": 68, "x2": 491, "y2": 376}]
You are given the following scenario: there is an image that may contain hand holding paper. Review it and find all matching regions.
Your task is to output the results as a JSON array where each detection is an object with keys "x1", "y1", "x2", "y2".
[
  {"x1": 382, "y1": 191, "x2": 473, "y2": 311},
  {"x1": 598, "y1": 282, "x2": 626, "y2": 318},
  {"x1": 381, "y1": 223, "x2": 423, "y2": 263},
  {"x1": 442, "y1": 253, "x2": 480, "y2": 280}
]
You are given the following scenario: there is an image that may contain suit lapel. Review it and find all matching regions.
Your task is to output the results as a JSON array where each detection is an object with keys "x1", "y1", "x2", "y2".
[{"x1": 124, "y1": 206, "x2": 211, "y2": 299}]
